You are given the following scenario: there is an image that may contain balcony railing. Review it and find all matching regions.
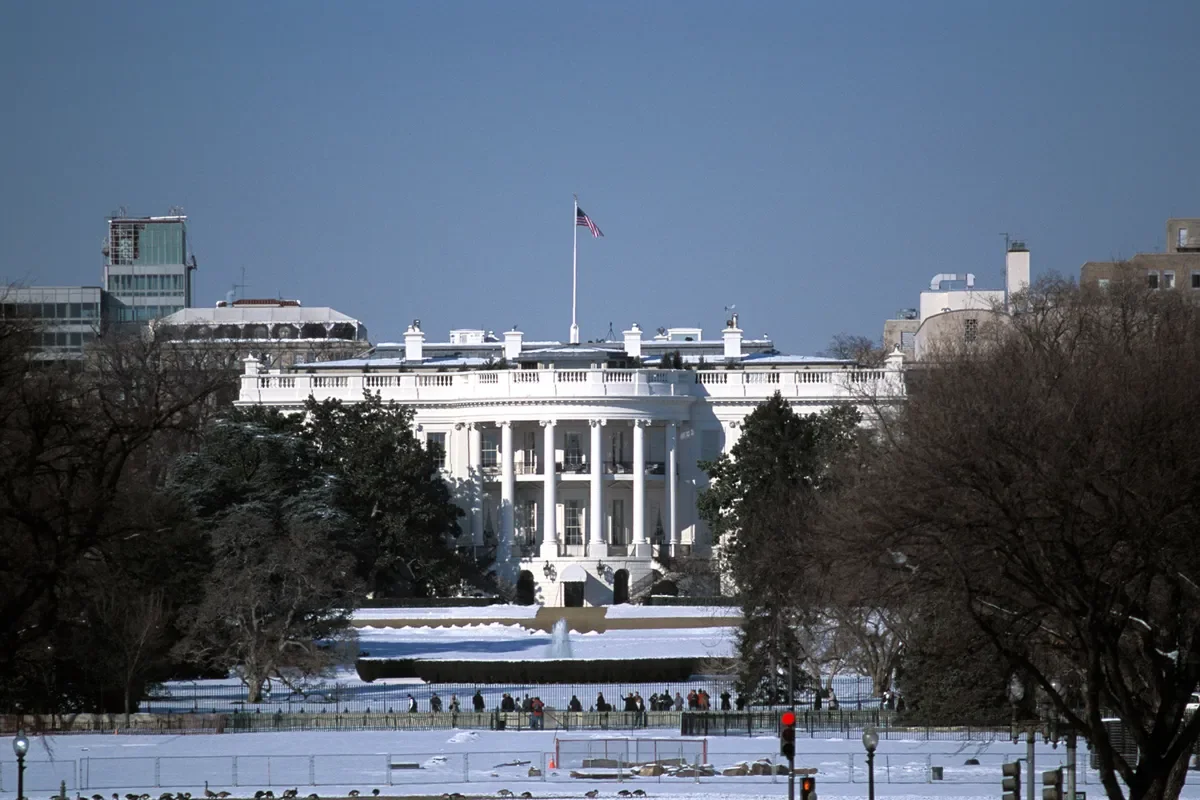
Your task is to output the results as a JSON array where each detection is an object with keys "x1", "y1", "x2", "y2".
[{"x1": 242, "y1": 366, "x2": 903, "y2": 406}]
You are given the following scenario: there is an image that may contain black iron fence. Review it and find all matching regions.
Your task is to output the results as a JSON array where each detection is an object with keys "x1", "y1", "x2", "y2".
[
  {"x1": 679, "y1": 711, "x2": 1011, "y2": 741},
  {"x1": 127, "y1": 675, "x2": 879, "y2": 716}
]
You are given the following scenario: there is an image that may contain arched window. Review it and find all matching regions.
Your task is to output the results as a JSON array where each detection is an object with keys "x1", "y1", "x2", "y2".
[
  {"x1": 516, "y1": 571, "x2": 536, "y2": 606},
  {"x1": 613, "y1": 569, "x2": 630, "y2": 605}
]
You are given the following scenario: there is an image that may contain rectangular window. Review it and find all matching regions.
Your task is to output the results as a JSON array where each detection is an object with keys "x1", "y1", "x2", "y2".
[
  {"x1": 482, "y1": 432, "x2": 498, "y2": 469},
  {"x1": 517, "y1": 501, "x2": 538, "y2": 546},
  {"x1": 1148, "y1": 271, "x2": 1160, "y2": 290},
  {"x1": 609, "y1": 430, "x2": 627, "y2": 469},
  {"x1": 1192, "y1": 272, "x2": 1200, "y2": 290},
  {"x1": 564, "y1": 500, "x2": 583, "y2": 545},
  {"x1": 564, "y1": 432, "x2": 583, "y2": 468},
  {"x1": 610, "y1": 498, "x2": 626, "y2": 545},
  {"x1": 522, "y1": 431, "x2": 537, "y2": 471},
  {"x1": 1164, "y1": 271, "x2": 1176, "y2": 290},
  {"x1": 1181, "y1": 228, "x2": 1189, "y2": 249},
  {"x1": 426, "y1": 432, "x2": 447, "y2": 470},
  {"x1": 964, "y1": 318, "x2": 979, "y2": 342},
  {"x1": 1097, "y1": 278, "x2": 1110, "y2": 289}
]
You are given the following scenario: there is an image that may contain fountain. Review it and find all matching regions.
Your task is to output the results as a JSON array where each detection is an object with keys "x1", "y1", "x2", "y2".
[{"x1": 546, "y1": 618, "x2": 574, "y2": 659}]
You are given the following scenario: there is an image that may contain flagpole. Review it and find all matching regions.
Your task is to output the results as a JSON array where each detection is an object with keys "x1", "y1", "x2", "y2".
[{"x1": 570, "y1": 194, "x2": 580, "y2": 344}]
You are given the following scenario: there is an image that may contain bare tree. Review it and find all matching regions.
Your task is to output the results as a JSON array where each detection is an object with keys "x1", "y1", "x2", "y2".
[
  {"x1": 0, "y1": 320, "x2": 235, "y2": 703},
  {"x1": 821, "y1": 333, "x2": 886, "y2": 366},
  {"x1": 834, "y1": 275, "x2": 1200, "y2": 800},
  {"x1": 92, "y1": 588, "x2": 167, "y2": 726}
]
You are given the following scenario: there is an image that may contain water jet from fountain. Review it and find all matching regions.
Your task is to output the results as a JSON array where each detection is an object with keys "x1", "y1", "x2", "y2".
[{"x1": 546, "y1": 618, "x2": 574, "y2": 659}]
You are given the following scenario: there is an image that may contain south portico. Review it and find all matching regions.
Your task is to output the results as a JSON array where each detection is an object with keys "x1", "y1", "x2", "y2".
[{"x1": 442, "y1": 404, "x2": 691, "y2": 606}]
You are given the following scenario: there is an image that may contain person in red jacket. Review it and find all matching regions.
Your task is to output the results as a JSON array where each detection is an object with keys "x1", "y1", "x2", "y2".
[{"x1": 530, "y1": 696, "x2": 545, "y2": 730}]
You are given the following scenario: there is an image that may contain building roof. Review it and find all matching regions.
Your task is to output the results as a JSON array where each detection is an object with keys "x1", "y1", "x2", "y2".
[{"x1": 157, "y1": 306, "x2": 362, "y2": 325}]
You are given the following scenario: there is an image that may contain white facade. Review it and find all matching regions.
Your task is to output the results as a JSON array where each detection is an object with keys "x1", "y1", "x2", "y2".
[{"x1": 237, "y1": 317, "x2": 904, "y2": 606}]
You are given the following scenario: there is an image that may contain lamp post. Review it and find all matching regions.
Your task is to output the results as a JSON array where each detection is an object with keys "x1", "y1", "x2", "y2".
[
  {"x1": 13, "y1": 728, "x2": 29, "y2": 800},
  {"x1": 1009, "y1": 675, "x2": 1034, "y2": 800},
  {"x1": 862, "y1": 728, "x2": 878, "y2": 800}
]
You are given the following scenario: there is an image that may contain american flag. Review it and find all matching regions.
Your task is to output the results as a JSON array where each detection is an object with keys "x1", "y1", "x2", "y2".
[{"x1": 576, "y1": 207, "x2": 604, "y2": 238}]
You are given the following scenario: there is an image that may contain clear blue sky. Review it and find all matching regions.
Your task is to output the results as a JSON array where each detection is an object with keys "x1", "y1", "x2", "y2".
[{"x1": 2, "y1": 1, "x2": 1197, "y2": 354}]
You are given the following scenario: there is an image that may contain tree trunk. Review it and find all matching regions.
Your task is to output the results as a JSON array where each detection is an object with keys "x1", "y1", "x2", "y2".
[
  {"x1": 123, "y1": 683, "x2": 132, "y2": 729},
  {"x1": 1128, "y1": 754, "x2": 1191, "y2": 800},
  {"x1": 246, "y1": 672, "x2": 265, "y2": 703}
]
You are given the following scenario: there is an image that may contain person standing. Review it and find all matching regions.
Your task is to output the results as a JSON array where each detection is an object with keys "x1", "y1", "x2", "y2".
[
  {"x1": 449, "y1": 694, "x2": 460, "y2": 713},
  {"x1": 530, "y1": 696, "x2": 545, "y2": 730},
  {"x1": 407, "y1": 694, "x2": 418, "y2": 713},
  {"x1": 568, "y1": 695, "x2": 583, "y2": 712},
  {"x1": 720, "y1": 690, "x2": 731, "y2": 711},
  {"x1": 430, "y1": 692, "x2": 443, "y2": 713},
  {"x1": 473, "y1": 689, "x2": 486, "y2": 713}
]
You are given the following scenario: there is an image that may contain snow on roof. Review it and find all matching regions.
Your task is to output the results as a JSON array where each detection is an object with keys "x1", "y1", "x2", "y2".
[{"x1": 159, "y1": 306, "x2": 362, "y2": 325}]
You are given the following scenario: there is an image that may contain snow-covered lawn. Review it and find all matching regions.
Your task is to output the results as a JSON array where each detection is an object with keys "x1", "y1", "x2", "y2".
[{"x1": 4, "y1": 728, "x2": 1191, "y2": 799}]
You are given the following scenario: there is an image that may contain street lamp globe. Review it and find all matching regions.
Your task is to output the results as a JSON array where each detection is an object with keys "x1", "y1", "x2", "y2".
[
  {"x1": 862, "y1": 728, "x2": 879, "y2": 753},
  {"x1": 13, "y1": 729, "x2": 29, "y2": 757},
  {"x1": 1008, "y1": 674, "x2": 1025, "y2": 704}
]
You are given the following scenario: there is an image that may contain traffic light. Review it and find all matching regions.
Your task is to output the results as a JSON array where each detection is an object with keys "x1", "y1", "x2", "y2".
[
  {"x1": 1002, "y1": 760, "x2": 1022, "y2": 800},
  {"x1": 780, "y1": 711, "x2": 797, "y2": 760},
  {"x1": 1042, "y1": 767, "x2": 1063, "y2": 800},
  {"x1": 800, "y1": 775, "x2": 816, "y2": 800}
]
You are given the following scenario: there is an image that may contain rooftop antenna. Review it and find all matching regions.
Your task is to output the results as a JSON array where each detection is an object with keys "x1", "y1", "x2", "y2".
[
  {"x1": 233, "y1": 267, "x2": 250, "y2": 302},
  {"x1": 606, "y1": 321, "x2": 615, "y2": 342}
]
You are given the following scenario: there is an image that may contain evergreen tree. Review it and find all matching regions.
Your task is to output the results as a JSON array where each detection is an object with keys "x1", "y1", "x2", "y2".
[
  {"x1": 303, "y1": 393, "x2": 467, "y2": 597},
  {"x1": 698, "y1": 393, "x2": 861, "y2": 699},
  {"x1": 170, "y1": 409, "x2": 360, "y2": 703}
]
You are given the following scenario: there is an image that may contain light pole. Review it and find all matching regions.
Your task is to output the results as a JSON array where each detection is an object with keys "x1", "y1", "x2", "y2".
[
  {"x1": 14, "y1": 728, "x2": 29, "y2": 800},
  {"x1": 862, "y1": 727, "x2": 878, "y2": 800},
  {"x1": 1009, "y1": 675, "x2": 1034, "y2": 800}
]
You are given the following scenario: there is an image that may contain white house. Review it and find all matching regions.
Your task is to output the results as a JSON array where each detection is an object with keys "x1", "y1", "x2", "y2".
[{"x1": 237, "y1": 314, "x2": 904, "y2": 607}]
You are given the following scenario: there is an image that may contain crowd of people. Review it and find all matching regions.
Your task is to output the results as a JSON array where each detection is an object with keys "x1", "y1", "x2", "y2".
[{"x1": 395, "y1": 687, "x2": 897, "y2": 716}]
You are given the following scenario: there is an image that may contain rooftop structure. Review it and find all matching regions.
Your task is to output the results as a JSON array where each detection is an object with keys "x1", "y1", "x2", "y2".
[
  {"x1": 102, "y1": 211, "x2": 196, "y2": 322},
  {"x1": 1081, "y1": 218, "x2": 1200, "y2": 292},
  {"x1": 155, "y1": 298, "x2": 368, "y2": 370}
]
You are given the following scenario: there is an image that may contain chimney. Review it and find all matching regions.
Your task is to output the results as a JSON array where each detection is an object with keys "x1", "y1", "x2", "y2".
[
  {"x1": 504, "y1": 327, "x2": 523, "y2": 361},
  {"x1": 723, "y1": 315, "x2": 743, "y2": 360},
  {"x1": 623, "y1": 323, "x2": 643, "y2": 359},
  {"x1": 404, "y1": 319, "x2": 425, "y2": 362},
  {"x1": 1005, "y1": 242, "x2": 1030, "y2": 307}
]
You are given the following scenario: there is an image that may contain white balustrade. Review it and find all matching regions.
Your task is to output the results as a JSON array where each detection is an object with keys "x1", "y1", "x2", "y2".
[{"x1": 238, "y1": 366, "x2": 901, "y2": 406}]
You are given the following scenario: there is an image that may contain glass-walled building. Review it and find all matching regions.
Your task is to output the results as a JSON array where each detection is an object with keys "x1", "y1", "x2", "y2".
[
  {"x1": 0, "y1": 286, "x2": 107, "y2": 360},
  {"x1": 102, "y1": 215, "x2": 196, "y2": 322}
]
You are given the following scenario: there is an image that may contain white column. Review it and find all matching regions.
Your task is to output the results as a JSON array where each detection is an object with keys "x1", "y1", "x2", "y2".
[
  {"x1": 589, "y1": 419, "x2": 606, "y2": 557},
  {"x1": 632, "y1": 419, "x2": 648, "y2": 557},
  {"x1": 468, "y1": 423, "x2": 483, "y2": 547},
  {"x1": 500, "y1": 421, "x2": 515, "y2": 562},
  {"x1": 667, "y1": 420, "x2": 679, "y2": 555},
  {"x1": 541, "y1": 420, "x2": 558, "y2": 558}
]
